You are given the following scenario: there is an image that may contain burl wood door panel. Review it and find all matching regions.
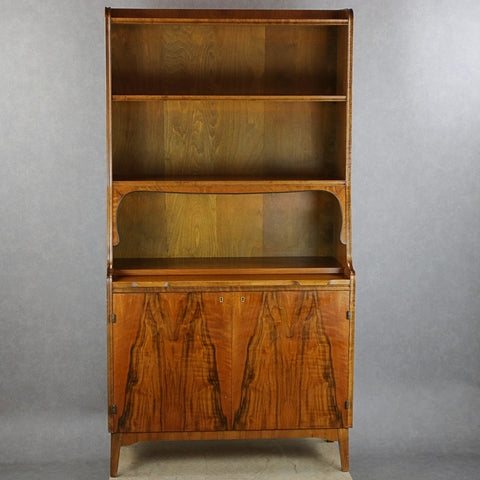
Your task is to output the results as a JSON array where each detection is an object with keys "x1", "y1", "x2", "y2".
[
  {"x1": 113, "y1": 293, "x2": 232, "y2": 432},
  {"x1": 232, "y1": 291, "x2": 349, "y2": 430}
]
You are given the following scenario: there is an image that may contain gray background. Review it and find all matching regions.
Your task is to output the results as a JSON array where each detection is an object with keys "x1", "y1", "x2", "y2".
[{"x1": 1, "y1": 0, "x2": 479, "y2": 479}]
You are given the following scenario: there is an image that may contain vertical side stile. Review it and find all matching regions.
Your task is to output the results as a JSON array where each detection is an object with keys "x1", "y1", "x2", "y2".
[
  {"x1": 106, "y1": 8, "x2": 113, "y2": 272},
  {"x1": 105, "y1": 7, "x2": 115, "y2": 434}
]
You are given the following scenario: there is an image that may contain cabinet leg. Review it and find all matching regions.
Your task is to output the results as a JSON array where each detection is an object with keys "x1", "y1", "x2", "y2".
[
  {"x1": 110, "y1": 433, "x2": 122, "y2": 477},
  {"x1": 338, "y1": 428, "x2": 349, "y2": 472}
]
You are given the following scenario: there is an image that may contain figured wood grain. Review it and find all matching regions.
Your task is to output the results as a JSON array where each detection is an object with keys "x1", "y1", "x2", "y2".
[
  {"x1": 232, "y1": 291, "x2": 349, "y2": 430},
  {"x1": 113, "y1": 293, "x2": 231, "y2": 432},
  {"x1": 107, "y1": 8, "x2": 355, "y2": 474}
]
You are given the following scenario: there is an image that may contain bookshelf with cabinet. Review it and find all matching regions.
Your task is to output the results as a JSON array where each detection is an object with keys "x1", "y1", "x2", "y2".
[{"x1": 106, "y1": 8, "x2": 354, "y2": 476}]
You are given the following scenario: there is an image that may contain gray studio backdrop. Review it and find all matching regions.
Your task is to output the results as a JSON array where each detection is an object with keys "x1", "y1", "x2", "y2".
[{"x1": 1, "y1": 1, "x2": 479, "y2": 479}]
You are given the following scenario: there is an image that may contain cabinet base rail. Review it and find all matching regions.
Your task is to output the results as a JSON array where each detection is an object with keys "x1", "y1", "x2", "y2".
[{"x1": 110, "y1": 428, "x2": 349, "y2": 476}]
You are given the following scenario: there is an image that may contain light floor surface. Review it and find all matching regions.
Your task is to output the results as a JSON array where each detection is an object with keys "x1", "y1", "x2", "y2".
[{"x1": 111, "y1": 438, "x2": 352, "y2": 480}]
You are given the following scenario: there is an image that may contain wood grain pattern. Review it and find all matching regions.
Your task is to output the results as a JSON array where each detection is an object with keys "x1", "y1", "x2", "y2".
[
  {"x1": 113, "y1": 192, "x2": 167, "y2": 258},
  {"x1": 110, "y1": 9, "x2": 351, "y2": 24},
  {"x1": 106, "y1": 8, "x2": 113, "y2": 271},
  {"x1": 111, "y1": 101, "x2": 344, "y2": 182},
  {"x1": 265, "y1": 25, "x2": 340, "y2": 95},
  {"x1": 107, "y1": 8, "x2": 355, "y2": 474},
  {"x1": 112, "y1": 101, "x2": 164, "y2": 179},
  {"x1": 232, "y1": 291, "x2": 349, "y2": 430},
  {"x1": 112, "y1": 274, "x2": 351, "y2": 291},
  {"x1": 113, "y1": 293, "x2": 231, "y2": 432},
  {"x1": 264, "y1": 102, "x2": 344, "y2": 180},
  {"x1": 164, "y1": 100, "x2": 264, "y2": 177},
  {"x1": 110, "y1": 433, "x2": 121, "y2": 477},
  {"x1": 118, "y1": 428, "x2": 342, "y2": 444},
  {"x1": 111, "y1": 24, "x2": 265, "y2": 95},
  {"x1": 113, "y1": 256, "x2": 344, "y2": 276},
  {"x1": 111, "y1": 23, "x2": 347, "y2": 95},
  {"x1": 113, "y1": 191, "x2": 345, "y2": 259},
  {"x1": 113, "y1": 94, "x2": 347, "y2": 101},
  {"x1": 338, "y1": 428, "x2": 349, "y2": 471}
]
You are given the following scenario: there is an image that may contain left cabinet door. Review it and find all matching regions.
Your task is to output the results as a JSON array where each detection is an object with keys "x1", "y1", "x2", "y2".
[{"x1": 112, "y1": 292, "x2": 232, "y2": 432}]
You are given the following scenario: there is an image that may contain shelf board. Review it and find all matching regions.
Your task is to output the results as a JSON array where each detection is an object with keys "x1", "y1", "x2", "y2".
[
  {"x1": 112, "y1": 274, "x2": 350, "y2": 290},
  {"x1": 109, "y1": 9, "x2": 351, "y2": 25},
  {"x1": 112, "y1": 94, "x2": 347, "y2": 102},
  {"x1": 113, "y1": 179, "x2": 345, "y2": 194},
  {"x1": 113, "y1": 257, "x2": 345, "y2": 276}
]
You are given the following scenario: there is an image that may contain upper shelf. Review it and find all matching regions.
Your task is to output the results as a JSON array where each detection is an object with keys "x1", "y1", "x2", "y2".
[
  {"x1": 113, "y1": 179, "x2": 345, "y2": 194},
  {"x1": 112, "y1": 94, "x2": 347, "y2": 102},
  {"x1": 109, "y1": 8, "x2": 352, "y2": 25}
]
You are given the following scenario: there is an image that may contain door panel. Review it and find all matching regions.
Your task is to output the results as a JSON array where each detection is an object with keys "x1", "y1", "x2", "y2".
[
  {"x1": 113, "y1": 292, "x2": 231, "y2": 432},
  {"x1": 232, "y1": 291, "x2": 349, "y2": 430}
]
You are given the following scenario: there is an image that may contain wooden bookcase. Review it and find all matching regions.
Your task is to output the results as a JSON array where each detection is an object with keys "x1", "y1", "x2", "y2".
[{"x1": 106, "y1": 8, "x2": 354, "y2": 476}]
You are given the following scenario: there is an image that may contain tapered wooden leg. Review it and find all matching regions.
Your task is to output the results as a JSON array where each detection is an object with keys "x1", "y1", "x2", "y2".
[
  {"x1": 110, "y1": 433, "x2": 122, "y2": 477},
  {"x1": 338, "y1": 428, "x2": 349, "y2": 472}
]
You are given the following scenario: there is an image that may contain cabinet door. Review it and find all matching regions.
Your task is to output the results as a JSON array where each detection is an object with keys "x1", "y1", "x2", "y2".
[
  {"x1": 113, "y1": 292, "x2": 232, "y2": 432},
  {"x1": 232, "y1": 291, "x2": 349, "y2": 430}
]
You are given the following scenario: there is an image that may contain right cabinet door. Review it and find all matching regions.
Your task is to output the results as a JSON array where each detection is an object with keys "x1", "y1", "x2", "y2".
[{"x1": 232, "y1": 291, "x2": 349, "y2": 430}]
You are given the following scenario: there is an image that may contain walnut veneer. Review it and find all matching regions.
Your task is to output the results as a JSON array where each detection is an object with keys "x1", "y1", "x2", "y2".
[{"x1": 106, "y1": 8, "x2": 354, "y2": 476}]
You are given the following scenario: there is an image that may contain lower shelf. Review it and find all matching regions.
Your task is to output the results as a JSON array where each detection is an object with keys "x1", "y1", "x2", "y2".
[{"x1": 113, "y1": 256, "x2": 344, "y2": 276}]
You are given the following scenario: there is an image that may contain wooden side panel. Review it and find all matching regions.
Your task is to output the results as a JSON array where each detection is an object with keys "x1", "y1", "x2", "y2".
[
  {"x1": 232, "y1": 291, "x2": 349, "y2": 430},
  {"x1": 112, "y1": 293, "x2": 232, "y2": 432}
]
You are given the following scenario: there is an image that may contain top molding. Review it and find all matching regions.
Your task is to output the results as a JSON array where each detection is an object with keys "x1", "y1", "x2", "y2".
[{"x1": 106, "y1": 8, "x2": 353, "y2": 25}]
